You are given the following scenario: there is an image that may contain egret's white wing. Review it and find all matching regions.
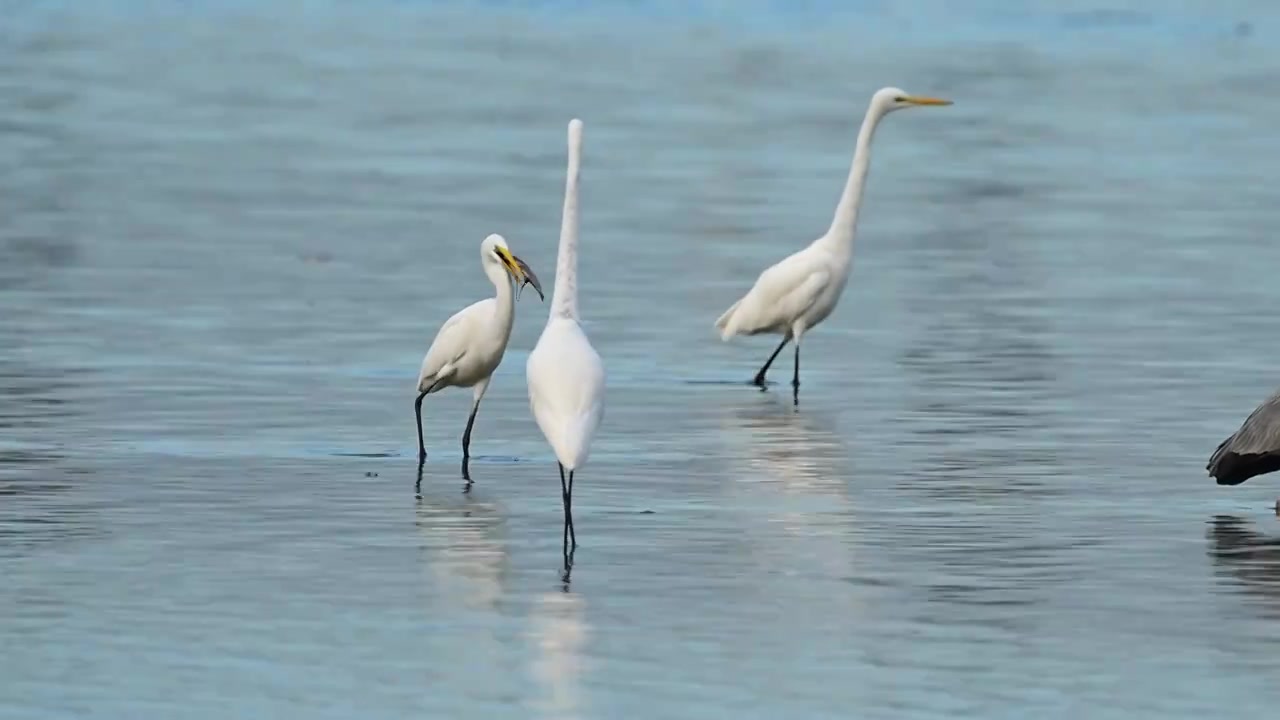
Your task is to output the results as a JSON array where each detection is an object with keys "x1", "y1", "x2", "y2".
[
  {"x1": 417, "y1": 298, "x2": 491, "y2": 391},
  {"x1": 718, "y1": 249, "x2": 831, "y2": 337},
  {"x1": 771, "y1": 267, "x2": 829, "y2": 334}
]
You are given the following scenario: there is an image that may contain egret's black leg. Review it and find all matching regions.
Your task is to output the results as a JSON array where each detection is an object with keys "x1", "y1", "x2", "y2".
[
  {"x1": 561, "y1": 512, "x2": 574, "y2": 579},
  {"x1": 792, "y1": 343, "x2": 801, "y2": 407},
  {"x1": 752, "y1": 336, "x2": 791, "y2": 388},
  {"x1": 415, "y1": 456, "x2": 426, "y2": 498},
  {"x1": 461, "y1": 399, "x2": 481, "y2": 481},
  {"x1": 567, "y1": 470, "x2": 577, "y2": 549},
  {"x1": 559, "y1": 464, "x2": 570, "y2": 548},
  {"x1": 559, "y1": 464, "x2": 577, "y2": 550},
  {"x1": 414, "y1": 390, "x2": 428, "y2": 461}
]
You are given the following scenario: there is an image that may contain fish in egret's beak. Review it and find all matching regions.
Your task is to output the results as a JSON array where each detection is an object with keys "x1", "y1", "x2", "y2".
[
  {"x1": 513, "y1": 255, "x2": 543, "y2": 301},
  {"x1": 497, "y1": 247, "x2": 544, "y2": 301},
  {"x1": 902, "y1": 95, "x2": 952, "y2": 106}
]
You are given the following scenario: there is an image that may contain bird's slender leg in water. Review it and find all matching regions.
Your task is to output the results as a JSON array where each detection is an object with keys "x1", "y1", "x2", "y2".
[
  {"x1": 568, "y1": 470, "x2": 577, "y2": 549},
  {"x1": 414, "y1": 379, "x2": 441, "y2": 462},
  {"x1": 415, "y1": 391, "x2": 428, "y2": 460},
  {"x1": 561, "y1": 513, "x2": 574, "y2": 576},
  {"x1": 559, "y1": 464, "x2": 570, "y2": 548},
  {"x1": 559, "y1": 464, "x2": 577, "y2": 550},
  {"x1": 792, "y1": 342, "x2": 801, "y2": 407},
  {"x1": 414, "y1": 456, "x2": 426, "y2": 498},
  {"x1": 752, "y1": 336, "x2": 791, "y2": 388},
  {"x1": 460, "y1": 397, "x2": 482, "y2": 482}
]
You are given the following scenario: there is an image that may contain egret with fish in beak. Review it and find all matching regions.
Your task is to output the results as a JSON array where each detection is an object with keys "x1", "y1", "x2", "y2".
[{"x1": 414, "y1": 233, "x2": 543, "y2": 486}]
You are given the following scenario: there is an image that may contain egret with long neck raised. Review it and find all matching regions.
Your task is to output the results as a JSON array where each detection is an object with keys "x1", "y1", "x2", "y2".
[
  {"x1": 527, "y1": 119, "x2": 604, "y2": 558},
  {"x1": 714, "y1": 87, "x2": 951, "y2": 405}
]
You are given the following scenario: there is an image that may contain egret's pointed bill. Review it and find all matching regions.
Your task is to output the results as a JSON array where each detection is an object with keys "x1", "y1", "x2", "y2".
[
  {"x1": 903, "y1": 95, "x2": 952, "y2": 106},
  {"x1": 495, "y1": 246, "x2": 544, "y2": 301}
]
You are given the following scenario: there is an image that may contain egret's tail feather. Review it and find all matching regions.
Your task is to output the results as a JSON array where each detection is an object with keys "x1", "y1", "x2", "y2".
[
  {"x1": 1208, "y1": 446, "x2": 1280, "y2": 486},
  {"x1": 715, "y1": 299, "x2": 742, "y2": 340}
]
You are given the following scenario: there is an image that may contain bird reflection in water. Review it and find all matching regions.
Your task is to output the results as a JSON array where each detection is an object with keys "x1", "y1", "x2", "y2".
[
  {"x1": 413, "y1": 482, "x2": 509, "y2": 613},
  {"x1": 721, "y1": 396, "x2": 853, "y2": 495},
  {"x1": 1208, "y1": 515, "x2": 1280, "y2": 620},
  {"x1": 416, "y1": 457, "x2": 474, "y2": 498},
  {"x1": 417, "y1": 456, "x2": 578, "y2": 579},
  {"x1": 529, "y1": 585, "x2": 588, "y2": 720},
  {"x1": 718, "y1": 397, "x2": 857, "y2": 579}
]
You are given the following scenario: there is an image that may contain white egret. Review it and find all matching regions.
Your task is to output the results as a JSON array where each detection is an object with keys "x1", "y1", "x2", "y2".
[
  {"x1": 527, "y1": 118, "x2": 604, "y2": 553},
  {"x1": 415, "y1": 233, "x2": 543, "y2": 482},
  {"x1": 714, "y1": 87, "x2": 952, "y2": 405}
]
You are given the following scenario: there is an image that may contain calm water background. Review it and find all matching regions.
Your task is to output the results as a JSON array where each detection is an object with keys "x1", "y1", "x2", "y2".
[{"x1": 4, "y1": 1, "x2": 1280, "y2": 717}]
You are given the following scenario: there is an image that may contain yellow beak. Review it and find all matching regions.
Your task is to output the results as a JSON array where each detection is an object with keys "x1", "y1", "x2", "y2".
[
  {"x1": 904, "y1": 95, "x2": 953, "y2": 106},
  {"x1": 496, "y1": 247, "x2": 544, "y2": 301}
]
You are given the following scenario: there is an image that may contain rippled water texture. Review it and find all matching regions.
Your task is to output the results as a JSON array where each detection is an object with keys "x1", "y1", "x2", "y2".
[{"x1": 4, "y1": 1, "x2": 1280, "y2": 717}]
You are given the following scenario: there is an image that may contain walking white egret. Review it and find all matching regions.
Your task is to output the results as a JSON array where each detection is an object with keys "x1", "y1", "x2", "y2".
[
  {"x1": 714, "y1": 87, "x2": 952, "y2": 405},
  {"x1": 527, "y1": 119, "x2": 604, "y2": 554},
  {"x1": 415, "y1": 233, "x2": 543, "y2": 483}
]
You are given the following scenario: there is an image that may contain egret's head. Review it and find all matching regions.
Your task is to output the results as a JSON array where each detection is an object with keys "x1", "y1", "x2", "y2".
[
  {"x1": 481, "y1": 233, "x2": 544, "y2": 301},
  {"x1": 873, "y1": 86, "x2": 953, "y2": 115}
]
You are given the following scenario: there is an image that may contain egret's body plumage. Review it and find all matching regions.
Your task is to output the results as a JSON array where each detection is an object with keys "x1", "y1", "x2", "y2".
[
  {"x1": 715, "y1": 250, "x2": 844, "y2": 339},
  {"x1": 527, "y1": 118, "x2": 602, "y2": 554},
  {"x1": 715, "y1": 87, "x2": 951, "y2": 404},
  {"x1": 414, "y1": 233, "x2": 542, "y2": 482},
  {"x1": 527, "y1": 319, "x2": 604, "y2": 472},
  {"x1": 417, "y1": 298, "x2": 508, "y2": 393}
]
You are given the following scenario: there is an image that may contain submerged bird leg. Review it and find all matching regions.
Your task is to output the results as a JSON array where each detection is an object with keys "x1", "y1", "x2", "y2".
[
  {"x1": 792, "y1": 343, "x2": 801, "y2": 407},
  {"x1": 414, "y1": 456, "x2": 426, "y2": 498},
  {"x1": 752, "y1": 336, "x2": 791, "y2": 388},
  {"x1": 461, "y1": 398, "x2": 482, "y2": 481}
]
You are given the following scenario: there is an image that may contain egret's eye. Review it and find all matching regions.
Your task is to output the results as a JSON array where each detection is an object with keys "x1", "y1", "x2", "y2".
[{"x1": 894, "y1": 96, "x2": 905, "y2": 102}]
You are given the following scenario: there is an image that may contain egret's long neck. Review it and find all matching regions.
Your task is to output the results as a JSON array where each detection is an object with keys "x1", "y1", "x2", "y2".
[
  {"x1": 550, "y1": 125, "x2": 582, "y2": 321},
  {"x1": 490, "y1": 266, "x2": 516, "y2": 334},
  {"x1": 821, "y1": 104, "x2": 884, "y2": 256}
]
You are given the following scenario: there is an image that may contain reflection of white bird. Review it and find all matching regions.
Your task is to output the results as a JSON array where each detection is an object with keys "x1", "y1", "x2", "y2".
[
  {"x1": 414, "y1": 496, "x2": 508, "y2": 611},
  {"x1": 527, "y1": 119, "x2": 604, "y2": 551},
  {"x1": 415, "y1": 233, "x2": 543, "y2": 481},
  {"x1": 530, "y1": 590, "x2": 588, "y2": 720},
  {"x1": 715, "y1": 87, "x2": 952, "y2": 405}
]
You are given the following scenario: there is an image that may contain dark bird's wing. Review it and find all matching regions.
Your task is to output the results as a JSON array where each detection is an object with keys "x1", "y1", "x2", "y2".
[{"x1": 1208, "y1": 388, "x2": 1280, "y2": 485}]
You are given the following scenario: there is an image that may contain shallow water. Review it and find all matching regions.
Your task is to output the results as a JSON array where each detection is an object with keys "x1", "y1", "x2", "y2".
[{"x1": 4, "y1": 1, "x2": 1280, "y2": 717}]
